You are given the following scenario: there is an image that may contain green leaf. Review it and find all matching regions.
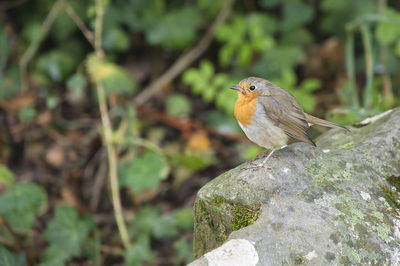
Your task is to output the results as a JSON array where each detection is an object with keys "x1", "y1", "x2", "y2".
[
  {"x1": 281, "y1": 0, "x2": 314, "y2": 32},
  {"x1": 103, "y1": 27, "x2": 131, "y2": 52},
  {"x1": 0, "y1": 248, "x2": 16, "y2": 266},
  {"x1": 51, "y1": 0, "x2": 88, "y2": 41},
  {"x1": 174, "y1": 150, "x2": 213, "y2": 171},
  {"x1": 205, "y1": 110, "x2": 241, "y2": 134},
  {"x1": 320, "y1": 0, "x2": 378, "y2": 37},
  {"x1": 165, "y1": 94, "x2": 192, "y2": 117},
  {"x1": 119, "y1": 152, "x2": 168, "y2": 192},
  {"x1": 0, "y1": 165, "x2": 14, "y2": 188},
  {"x1": 131, "y1": 207, "x2": 160, "y2": 237},
  {"x1": 66, "y1": 73, "x2": 86, "y2": 92},
  {"x1": 87, "y1": 55, "x2": 137, "y2": 96},
  {"x1": 147, "y1": 7, "x2": 202, "y2": 50},
  {"x1": 18, "y1": 106, "x2": 36, "y2": 122},
  {"x1": 115, "y1": 0, "x2": 165, "y2": 32},
  {"x1": 43, "y1": 205, "x2": 94, "y2": 264},
  {"x1": 0, "y1": 183, "x2": 46, "y2": 229},
  {"x1": 36, "y1": 50, "x2": 78, "y2": 82},
  {"x1": 152, "y1": 215, "x2": 178, "y2": 239},
  {"x1": 124, "y1": 236, "x2": 154, "y2": 266},
  {"x1": 173, "y1": 238, "x2": 194, "y2": 265},
  {"x1": 0, "y1": 66, "x2": 20, "y2": 102},
  {"x1": 0, "y1": 23, "x2": 10, "y2": 71},
  {"x1": 376, "y1": 8, "x2": 400, "y2": 45},
  {"x1": 174, "y1": 208, "x2": 194, "y2": 230},
  {"x1": 40, "y1": 245, "x2": 69, "y2": 266},
  {"x1": 66, "y1": 73, "x2": 86, "y2": 104},
  {"x1": 396, "y1": 41, "x2": 400, "y2": 56}
]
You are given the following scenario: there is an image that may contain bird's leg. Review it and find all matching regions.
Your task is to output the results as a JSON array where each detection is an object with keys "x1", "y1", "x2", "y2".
[
  {"x1": 242, "y1": 145, "x2": 287, "y2": 171},
  {"x1": 257, "y1": 145, "x2": 287, "y2": 167},
  {"x1": 256, "y1": 148, "x2": 277, "y2": 167}
]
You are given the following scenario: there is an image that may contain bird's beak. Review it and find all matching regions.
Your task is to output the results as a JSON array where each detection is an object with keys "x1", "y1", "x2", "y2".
[{"x1": 230, "y1": 85, "x2": 242, "y2": 91}]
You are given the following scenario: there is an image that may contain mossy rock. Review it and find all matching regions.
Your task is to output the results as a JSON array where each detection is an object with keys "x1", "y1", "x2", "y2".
[{"x1": 193, "y1": 108, "x2": 400, "y2": 265}]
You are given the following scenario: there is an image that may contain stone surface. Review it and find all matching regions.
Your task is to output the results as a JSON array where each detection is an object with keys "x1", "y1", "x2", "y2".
[
  {"x1": 193, "y1": 108, "x2": 400, "y2": 265},
  {"x1": 189, "y1": 239, "x2": 258, "y2": 266}
]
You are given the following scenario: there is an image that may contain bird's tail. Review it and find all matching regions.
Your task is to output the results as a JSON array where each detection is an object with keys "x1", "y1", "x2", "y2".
[{"x1": 305, "y1": 113, "x2": 349, "y2": 131}]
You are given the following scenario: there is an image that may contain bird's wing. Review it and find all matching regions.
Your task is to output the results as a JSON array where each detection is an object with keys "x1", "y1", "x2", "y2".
[{"x1": 257, "y1": 86, "x2": 316, "y2": 146}]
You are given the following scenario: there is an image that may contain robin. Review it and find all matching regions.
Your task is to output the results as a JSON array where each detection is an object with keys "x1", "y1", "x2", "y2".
[{"x1": 230, "y1": 77, "x2": 349, "y2": 168}]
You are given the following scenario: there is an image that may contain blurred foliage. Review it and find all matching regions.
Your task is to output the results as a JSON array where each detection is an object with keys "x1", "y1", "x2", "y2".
[
  {"x1": 0, "y1": 0, "x2": 399, "y2": 265},
  {"x1": 0, "y1": 183, "x2": 46, "y2": 230},
  {"x1": 41, "y1": 206, "x2": 95, "y2": 266}
]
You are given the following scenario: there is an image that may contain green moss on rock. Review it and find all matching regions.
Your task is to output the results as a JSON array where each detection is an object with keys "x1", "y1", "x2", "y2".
[
  {"x1": 381, "y1": 185, "x2": 400, "y2": 210},
  {"x1": 294, "y1": 255, "x2": 306, "y2": 265},
  {"x1": 387, "y1": 175, "x2": 400, "y2": 191},
  {"x1": 232, "y1": 203, "x2": 261, "y2": 231},
  {"x1": 211, "y1": 195, "x2": 226, "y2": 207}
]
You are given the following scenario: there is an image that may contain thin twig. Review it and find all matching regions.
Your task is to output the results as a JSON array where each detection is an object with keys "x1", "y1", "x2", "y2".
[
  {"x1": 19, "y1": 0, "x2": 65, "y2": 92},
  {"x1": 1, "y1": 219, "x2": 22, "y2": 251},
  {"x1": 62, "y1": 0, "x2": 95, "y2": 47},
  {"x1": 344, "y1": 26, "x2": 360, "y2": 108},
  {"x1": 90, "y1": 149, "x2": 108, "y2": 212},
  {"x1": 360, "y1": 24, "x2": 374, "y2": 108},
  {"x1": 134, "y1": 0, "x2": 233, "y2": 105},
  {"x1": 378, "y1": 0, "x2": 394, "y2": 107},
  {"x1": 94, "y1": 0, "x2": 131, "y2": 249}
]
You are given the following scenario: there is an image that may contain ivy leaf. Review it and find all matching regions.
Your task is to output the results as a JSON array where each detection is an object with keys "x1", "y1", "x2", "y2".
[
  {"x1": 0, "y1": 248, "x2": 16, "y2": 266},
  {"x1": 174, "y1": 208, "x2": 194, "y2": 230},
  {"x1": 165, "y1": 94, "x2": 192, "y2": 117},
  {"x1": 131, "y1": 207, "x2": 160, "y2": 237},
  {"x1": 119, "y1": 152, "x2": 168, "y2": 193},
  {"x1": 102, "y1": 27, "x2": 131, "y2": 52},
  {"x1": 173, "y1": 238, "x2": 194, "y2": 265},
  {"x1": 281, "y1": 0, "x2": 314, "y2": 32},
  {"x1": 376, "y1": 8, "x2": 400, "y2": 45},
  {"x1": 0, "y1": 66, "x2": 20, "y2": 102},
  {"x1": 42, "y1": 205, "x2": 94, "y2": 265},
  {"x1": 152, "y1": 215, "x2": 178, "y2": 239},
  {"x1": 36, "y1": 50, "x2": 78, "y2": 82},
  {"x1": 124, "y1": 236, "x2": 154, "y2": 266},
  {"x1": 87, "y1": 55, "x2": 137, "y2": 96},
  {"x1": 0, "y1": 183, "x2": 46, "y2": 229},
  {"x1": 0, "y1": 165, "x2": 14, "y2": 189},
  {"x1": 147, "y1": 7, "x2": 202, "y2": 50}
]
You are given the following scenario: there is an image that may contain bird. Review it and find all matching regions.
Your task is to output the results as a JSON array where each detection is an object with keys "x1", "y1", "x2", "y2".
[{"x1": 230, "y1": 77, "x2": 349, "y2": 168}]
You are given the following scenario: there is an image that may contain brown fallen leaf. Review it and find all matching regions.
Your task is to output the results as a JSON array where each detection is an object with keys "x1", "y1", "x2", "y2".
[
  {"x1": 45, "y1": 144, "x2": 64, "y2": 168},
  {"x1": 1, "y1": 93, "x2": 35, "y2": 114},
  {"x1": 187, "y1": 131, "x2": 211, "y2": 151}
]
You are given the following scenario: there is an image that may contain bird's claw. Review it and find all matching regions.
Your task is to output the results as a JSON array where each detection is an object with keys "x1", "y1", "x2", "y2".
[{"x1": 241, "y1": 162, "x2": 271, "y2": 171}]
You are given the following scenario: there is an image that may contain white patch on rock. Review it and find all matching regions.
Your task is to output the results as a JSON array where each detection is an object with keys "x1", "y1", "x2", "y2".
[
  {"x1": 322, "y1": 149, "x2": 330, "y2": 153},
  {"x1": 204, "y1": 239, "x2": 259, "y2": 266},
  {"x1": 393, "y1": 219, "x2": 400, "y2": 239},
  {"x1": 267, "y1": 173, "x2": 275, "y2": 180},
  {"x1": 360, "y1": 191, "x2": 371, "y2": 201},
  {"x1": 305, "y1": 250, "x2": 318, "y2": 260},
  {"x1": 359, "y1": 109, "x2": 393, "y2": 125},
  {"x1": 391, "y1": 248, "x2": 400, "y2": 266},
  {"x1": 283, "y1": 168, "x2": 290, "y2": 174}
]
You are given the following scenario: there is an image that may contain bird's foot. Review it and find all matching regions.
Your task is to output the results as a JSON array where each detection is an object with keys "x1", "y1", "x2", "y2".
[{"x1": 242, "y1": 161, "x2": 271, "y2": 171}]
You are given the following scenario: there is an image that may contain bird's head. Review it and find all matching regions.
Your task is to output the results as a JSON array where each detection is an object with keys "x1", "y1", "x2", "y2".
[{"x1": 230, "y1": 77, "x2": 271, "y2": 99}]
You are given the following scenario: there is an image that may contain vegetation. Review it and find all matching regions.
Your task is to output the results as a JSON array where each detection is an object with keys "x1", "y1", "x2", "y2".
[{"x1": 0, "y1": 0, "x2": 399, "y2": 265}]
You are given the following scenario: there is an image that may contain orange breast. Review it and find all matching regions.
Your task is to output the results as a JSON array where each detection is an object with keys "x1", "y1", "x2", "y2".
[{"x1": 234, "y1": 92, "x2": 259, "y2": 126}]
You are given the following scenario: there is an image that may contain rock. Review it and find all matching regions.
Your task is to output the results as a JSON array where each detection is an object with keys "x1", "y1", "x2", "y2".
[{"x1": 192, "y1": 108, "x2": 400, "y2": 265}]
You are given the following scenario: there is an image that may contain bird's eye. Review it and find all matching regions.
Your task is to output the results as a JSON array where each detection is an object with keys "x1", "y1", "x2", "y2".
[{"x1": 249, "y1": 85, "x2": 256, "y2": 91}]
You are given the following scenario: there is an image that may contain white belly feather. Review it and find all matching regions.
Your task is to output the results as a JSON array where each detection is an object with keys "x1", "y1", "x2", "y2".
[{"x1": 238, "y1": 102, "x2": 289, "y2": 149}]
